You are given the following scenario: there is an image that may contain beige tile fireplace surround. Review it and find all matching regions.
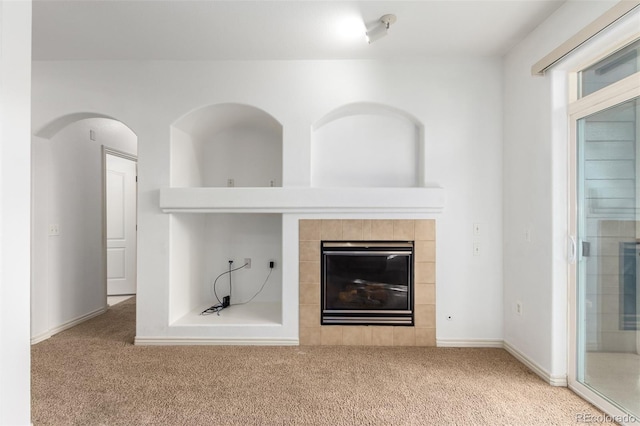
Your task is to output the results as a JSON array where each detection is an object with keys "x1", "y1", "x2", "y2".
[{"x1": 299, "y1": 219, "x2": 436, "y2": 346}]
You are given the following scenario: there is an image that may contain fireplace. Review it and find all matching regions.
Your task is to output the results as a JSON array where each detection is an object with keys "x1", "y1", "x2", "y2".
[
  {"x1": 321, "y1": 241, "x2": 414, "y2": 325},
  {"x1": 299, "y1": 219, "x2": 435, "y2": 346}
]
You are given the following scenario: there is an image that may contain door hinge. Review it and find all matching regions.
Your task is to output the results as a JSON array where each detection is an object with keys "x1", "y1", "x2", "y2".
[{"x1": 581, "y1": 241, "x2": 591, "y2": 257}]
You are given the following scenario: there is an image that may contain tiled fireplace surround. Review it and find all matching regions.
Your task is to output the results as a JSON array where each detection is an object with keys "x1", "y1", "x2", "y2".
[{"x1": 299, "y1": 219, "x2": 436, "y2": 346}]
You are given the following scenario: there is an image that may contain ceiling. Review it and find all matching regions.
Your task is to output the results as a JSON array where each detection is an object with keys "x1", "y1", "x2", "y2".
[{"x1": 32, "y1": 0, "x2": 566, "y2": 61}]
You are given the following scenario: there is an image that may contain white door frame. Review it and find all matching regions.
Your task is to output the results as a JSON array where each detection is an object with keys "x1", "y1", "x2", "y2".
[{"x1": 102, "y1": 146, "x2": 138, "y2": 299}]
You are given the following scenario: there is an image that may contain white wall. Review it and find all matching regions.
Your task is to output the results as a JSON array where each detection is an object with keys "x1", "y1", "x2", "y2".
[
  {"x1": 32, "y1": 58, "x2": 504, "y2": 343},
  {"x1": 202, "y1": 127, "x2": 282, "y2": 188},
  {"x1": 0, "y1": 0, "x2": 31, "y2": 424},
  {"x1": 204, "y1": 214, "x2": 282, "y2": 305},
  {"x1": 170, "y1": 126, "x2": 203, "y2": 187},
  {"x1": 169, "y1": 213, "x2": 206, "y2": 322},
  {"x1": 31, "y1": 118, "x2": 137, "y2": 341},
  {"x1": 312, "y1": 113, "x2": 419, "y2": 187},
  {"x1": 502, "y1": 0, "x2": 619, "y2": 381}
]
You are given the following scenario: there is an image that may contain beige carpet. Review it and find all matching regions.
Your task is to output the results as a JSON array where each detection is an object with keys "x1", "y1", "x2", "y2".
[{"x1": 32, "y1": 298, "x2": 612, "y2": 425}]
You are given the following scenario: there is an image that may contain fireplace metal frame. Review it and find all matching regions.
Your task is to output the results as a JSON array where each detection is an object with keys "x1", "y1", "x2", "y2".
[{"x1": 321, "y1": 241, "x2": 414, "y2": 326}]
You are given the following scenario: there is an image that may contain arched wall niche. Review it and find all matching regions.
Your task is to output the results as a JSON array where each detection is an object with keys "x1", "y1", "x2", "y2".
[
  {"x1": 167, "y1": 104, "x2": 284, "y2": 325},
  {"x1": 311, "y1": 102, "x2": 424, "y2": 188},
  {"x1": 170, "y1": 103, "x2": 283, "y2": 188}
]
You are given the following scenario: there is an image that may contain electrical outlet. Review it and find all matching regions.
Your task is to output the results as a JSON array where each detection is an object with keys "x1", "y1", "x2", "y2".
[
  {"x1": 48, "y1": 224, "x2": 60, "y2": 236},
  {"x1": 516, "y1": 301, "x2": 523, "y2": 316},
  {"x1": 244, "y1": 258, "x2": 251, "y2": 269},
  {"x1": 269, "y1": 179, "x2": 276, "y2": 187},
  {"x1": 473, "y1": 242, "x2": 481, "y2": 256},
  {"x1": 446, "y1": 315, "x2": 453, "y2": 321},
  {"x1": 473, "y1": 223, "x2": 482, "y2": 236},
  {"x1": 227, "y1": 178, "x2": 235, "y2": 187}
]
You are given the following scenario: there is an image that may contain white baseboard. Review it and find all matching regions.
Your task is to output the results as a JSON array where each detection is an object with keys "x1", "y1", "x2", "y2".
[
  {"x1": 435, "y1": 338, "x2": 567, "y2": 387},
  {"x1": 30, "y1": 331, "x2": 52, "y2": 345},
  {"x1": 31, "y1": 306, "x2": 108, "y2": 345},
  {"x1": 134, "y1": 337, "x2": 299, "y2": 346},
  {"x1": 503, "y1": 341, "x2": 567, "y2": 386},
  {"x1": 437, "y1": 338, "x2": 503, "y2": 348}
]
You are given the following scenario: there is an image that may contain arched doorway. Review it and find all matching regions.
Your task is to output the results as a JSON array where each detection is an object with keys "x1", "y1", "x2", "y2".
[{"x1": 31, "y1": 114, "x2": 138, "y2": 342}]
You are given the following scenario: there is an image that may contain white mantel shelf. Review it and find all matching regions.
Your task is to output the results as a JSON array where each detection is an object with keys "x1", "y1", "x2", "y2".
[{"x1": 159, "y1": 187, "x2": 445, "y2": 214}]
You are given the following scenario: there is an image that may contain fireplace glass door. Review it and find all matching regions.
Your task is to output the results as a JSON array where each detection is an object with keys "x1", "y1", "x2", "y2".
[{"x1": 321, "y1": 241, "x2": 414, "y2": 325}]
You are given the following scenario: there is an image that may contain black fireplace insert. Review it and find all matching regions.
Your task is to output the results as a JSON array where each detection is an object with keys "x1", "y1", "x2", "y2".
[{"x1": 321, "y1": 241, "x2": 414, "y2": 325}]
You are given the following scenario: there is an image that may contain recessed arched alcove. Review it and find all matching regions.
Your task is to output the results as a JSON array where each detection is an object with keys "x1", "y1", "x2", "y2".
[
  {"x1": 167, "y1": 104, "x2": 284, "y2": 330},
  {"x1": 171, "y1": 103, "x2": 283, "y2": 188},
  {"x1": 311, "y1": 103, "x2": 424, "y2": 188}
]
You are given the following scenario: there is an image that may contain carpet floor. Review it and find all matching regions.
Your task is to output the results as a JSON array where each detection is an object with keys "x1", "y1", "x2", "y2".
[{"x1": 32, "y1": 298, "x2": 612, "y2": 425}]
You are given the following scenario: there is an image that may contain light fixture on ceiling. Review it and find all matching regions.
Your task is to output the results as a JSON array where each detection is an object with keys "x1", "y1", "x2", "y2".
[{"x1": 365, "y1": 14, "x2": 397, "y2": 44}]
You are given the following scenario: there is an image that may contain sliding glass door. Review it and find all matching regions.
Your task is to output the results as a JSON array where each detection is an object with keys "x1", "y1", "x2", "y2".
[
  {"x1": 575, "y1": 97, "x2": 640, "y2": 419},
  {"x1": 570, "y1": 37, "x2": 640, "y2": 421}
]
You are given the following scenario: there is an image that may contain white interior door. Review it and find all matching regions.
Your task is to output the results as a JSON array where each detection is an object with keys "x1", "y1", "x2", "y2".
[{"x1": 106, "y1": 153, "x2": 137, "y2": 295}]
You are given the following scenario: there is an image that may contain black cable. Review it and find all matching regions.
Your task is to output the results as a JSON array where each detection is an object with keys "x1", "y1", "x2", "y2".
[
  {"x1": 234, "y1": 268, "x2": 273, "y2": 306},
  {"x1": 200, "y1": 304, "x2": 224, "y2": 316},
  {"x1": 202, "y1": 262, "x2": 248, "y2": 316},
  {"x1": 210, "y1": 263, "x2": 248, "y2": 304}
]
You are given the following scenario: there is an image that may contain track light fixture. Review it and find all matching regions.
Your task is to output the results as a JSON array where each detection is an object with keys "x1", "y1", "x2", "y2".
[{"x1": 366, "y1": 14, "x2": 397, "y2": 44}]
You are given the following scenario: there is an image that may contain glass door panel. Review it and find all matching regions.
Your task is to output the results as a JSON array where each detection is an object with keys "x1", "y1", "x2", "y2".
[{"x1": 577, "y1": 97, "x2": 640, "y2": 418}]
